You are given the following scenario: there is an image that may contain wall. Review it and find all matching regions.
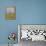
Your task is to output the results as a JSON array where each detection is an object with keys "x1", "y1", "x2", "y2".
[
  {"x1": 16, "y1": 0, "x2": 46, "y2": 24},
  {"x1": 0, "y1": 0, "x2": 46, "y2": 44},
  {"x1": 0, "y1": 0, "x2": 17, "y2": 44}
]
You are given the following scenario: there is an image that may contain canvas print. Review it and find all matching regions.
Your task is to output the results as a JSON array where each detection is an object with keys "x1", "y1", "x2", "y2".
[{"x1": 5, "y1": 7, "x2": 16, "y2": 20}]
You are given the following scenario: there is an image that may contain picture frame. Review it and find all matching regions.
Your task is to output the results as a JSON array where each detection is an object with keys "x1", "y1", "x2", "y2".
[{"x1": 5, "y1": 6, "x2": 16, "y2": 20}]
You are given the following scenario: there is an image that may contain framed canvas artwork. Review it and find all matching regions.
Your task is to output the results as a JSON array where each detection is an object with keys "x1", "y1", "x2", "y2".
[{"x1": 5, "y1": 6, "x2": 16, "y2": 20}]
